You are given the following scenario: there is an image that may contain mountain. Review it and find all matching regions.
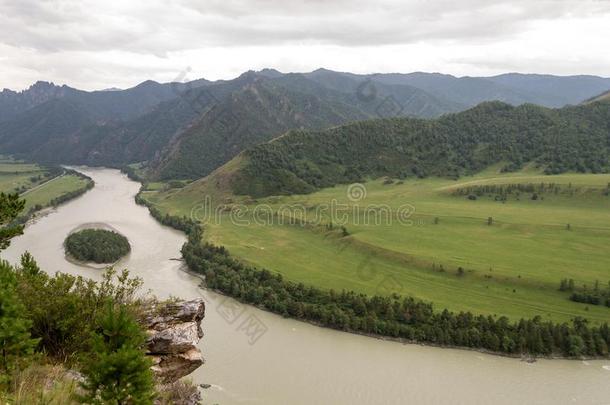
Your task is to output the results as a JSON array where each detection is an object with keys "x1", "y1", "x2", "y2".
[
  {"x1": 0, "y1": 79, "x2": 216, "y2": 165},
  {"x1": 178, "y1": 97, "x2": 610, "y2": 198},
  {"x1": 0, "y1": 99, "x2": 94, "y2": 159},
  {"x1": 0, "y1": 79, "x2": 209, "y2": 123},
  {"x1": 304, "y1": 69, "x2": 464, "y2": 117},
  {"x1": 1, "y1": 69, "x2": 609, "y2": 179},
  {"x1": 151, "y1": 74, "x2": 372, "y2": 180},
  {"x1": 360, "y1": 72, "x2": 610, "y2": 108},
  {"x1": 0, "y1": 81, "x2": 75, "y2": 122},
  {"x1": 154, "y1": 69, "x2": 610, "y2": 181},
  {"x1": 487, "y1": 73, "x2": 610, "y2": 107}
]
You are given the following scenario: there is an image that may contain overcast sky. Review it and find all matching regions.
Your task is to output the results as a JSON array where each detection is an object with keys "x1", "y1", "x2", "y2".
[{"x1": 1, "y1": 0, "x2": 609, "y2": 91}]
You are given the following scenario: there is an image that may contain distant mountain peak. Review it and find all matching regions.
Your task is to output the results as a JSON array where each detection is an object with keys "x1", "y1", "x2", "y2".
[
  {"x1": 257, "y1": 68, "x2": 283, "y2": 78},
  {"x1": 134, "y1": 79, "x2": 161, "y2": 88},
  {"x1": 28, "y1": 81, "x2": 64, "y2": 92}
]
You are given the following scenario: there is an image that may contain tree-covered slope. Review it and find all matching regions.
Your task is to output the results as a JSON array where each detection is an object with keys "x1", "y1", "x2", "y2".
[
  {"x1": 212, "y1": 99, "x2": 610, "y2": 197},
  {"x1": 0, "y1": 80, "x2": 208, "y2": 123},
  {"x1": 0, "y1": 99, "x2": 94, "y2": 158},
  {"x1": 2, "y1": 69, "x2": 609, "y2": 175},
  {"x1": 152, "y1": 76, "x2": 374, "y2": 180},
  {"x1": 583, "y1": 90, "x2": 610, "y2": 105}
]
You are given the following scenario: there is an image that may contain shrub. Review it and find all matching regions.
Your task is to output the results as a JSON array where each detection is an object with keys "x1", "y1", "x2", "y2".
[
  {"x1": 78, "y1": 302, "x2": 155, "y2": 404},
  {"x1": 0, "y1": 261, "x2": 39, "y2": 386}
]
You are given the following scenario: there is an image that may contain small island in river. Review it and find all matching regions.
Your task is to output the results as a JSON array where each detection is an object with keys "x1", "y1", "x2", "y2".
[{"x1": 64, "y1": 228, "x2": 131, "y2": 263}]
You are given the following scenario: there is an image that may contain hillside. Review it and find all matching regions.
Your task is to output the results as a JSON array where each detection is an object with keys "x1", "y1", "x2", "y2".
[
  {"x1": 583, "y1": 90, "x2": 610, "y2": 104},
  {"x1": 152, "y1": 75, "x2": 373, "y2": 179},
  {"x1": 177, "y1": 98, "x2": 610, "y2": 198},
  {"x1": 0, "y1": 80, "x2": 205, "y2": 122},
  {"x1": 1, "y1": 69, "x2": 609, "y2": 177}
]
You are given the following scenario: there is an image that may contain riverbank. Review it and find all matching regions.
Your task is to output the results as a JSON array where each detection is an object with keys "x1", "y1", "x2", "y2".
[
  {"x1": 132, "y1": 178, "x2": 610, "y2": 360},
  {"x1": 16, "y1": 169, "x2": 94, "y2": 225},
  {"x1": 6, "y1": 166, "x2": 610, "y2": 405}
]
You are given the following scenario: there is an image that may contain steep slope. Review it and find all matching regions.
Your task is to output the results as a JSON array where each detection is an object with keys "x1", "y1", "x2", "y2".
[
  {"x1": 68, "y1": 81, "x2": 245, "y2": 166},
  {"x1": 2, "y1": 69, "x2": 609, "y2": 176},
  {"x1": 179, "y1": 98, "x2": 610, "y2": 198},
  {"x1": 0, "y1": 80, "x2": 222, "y2": 165},
  {"x1": 153, "y1": 76, "x2": 372, "y2": 179},
  {"x1": 0, "y1": 99, "x2": 95, "y2": 159},
  {"x1": 0, "y1": 81, "x2": 77, "y2": 122}
]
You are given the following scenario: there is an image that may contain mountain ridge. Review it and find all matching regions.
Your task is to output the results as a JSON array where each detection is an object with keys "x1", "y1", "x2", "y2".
[
  {"x1": 173, "y1": 97, "x2": 610, "y2": 199},
  {"x1": 1, "y1": 69, "x2": 610, "y2": 179}
]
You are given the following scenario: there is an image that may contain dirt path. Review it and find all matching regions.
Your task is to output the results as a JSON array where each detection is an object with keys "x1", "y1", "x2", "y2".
[{"x1": 20, "y1": 171, "x2": 66, "y2": 196}]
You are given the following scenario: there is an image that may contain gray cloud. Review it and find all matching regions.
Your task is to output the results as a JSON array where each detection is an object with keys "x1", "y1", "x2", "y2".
[
  {"x1": 0, "y1": 0, "x2": 608, "y2": 89},
  {"x1": 3, "y1": 0, "x2": 608, "y2": 52}
]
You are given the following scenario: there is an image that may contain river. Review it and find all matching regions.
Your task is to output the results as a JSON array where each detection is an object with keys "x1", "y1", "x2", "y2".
[{"x1": 3, "y1": 167, "x2": 610, "y2": 405}]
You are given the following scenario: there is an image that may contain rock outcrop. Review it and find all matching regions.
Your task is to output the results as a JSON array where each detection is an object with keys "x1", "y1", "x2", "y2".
[{"x1": 142, "y1": 299, "x2": 205, "y2": 383}]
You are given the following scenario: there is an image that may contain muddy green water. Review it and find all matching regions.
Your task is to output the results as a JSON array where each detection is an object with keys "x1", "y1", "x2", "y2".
[{"x1": 3, "y1": 167, "x2": 610, "y2": 405}]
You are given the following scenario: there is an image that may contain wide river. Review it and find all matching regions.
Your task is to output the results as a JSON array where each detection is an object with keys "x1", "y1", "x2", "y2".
[{"x1": 3, "y1": 167, "x2": 610, "y2": 404}]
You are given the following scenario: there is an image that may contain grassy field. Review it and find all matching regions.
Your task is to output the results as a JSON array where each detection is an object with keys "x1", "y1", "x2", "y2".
[
  {"x1": 142, "y1": 166, "x2": 610, "y2": 324},
  {"x1": 0, "y1": 158, "x2": 91, "y2": 212}
]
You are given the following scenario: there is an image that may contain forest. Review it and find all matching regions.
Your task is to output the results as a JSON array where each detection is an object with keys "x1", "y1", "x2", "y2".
[{"x1": 230, "y1": 100, "x2": 610, "y2": 197}]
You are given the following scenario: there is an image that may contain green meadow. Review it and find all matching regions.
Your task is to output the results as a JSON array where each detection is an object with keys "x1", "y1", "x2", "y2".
[
  {"x1": 0, "y1": 158, "x2": 90, "y2": 211},
  {"x1": 142, "y1": 166, "x2": 610, "y2": 324}
]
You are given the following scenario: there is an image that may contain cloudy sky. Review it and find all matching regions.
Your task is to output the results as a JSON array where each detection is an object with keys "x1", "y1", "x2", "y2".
[{"x1": 1, "y1": 0, "x2": 609, "y2": 91}]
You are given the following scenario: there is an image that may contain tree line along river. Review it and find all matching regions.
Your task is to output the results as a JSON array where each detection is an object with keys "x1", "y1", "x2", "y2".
[{"x1": 3, "y1": 167, "x2": 610, "y2": 405}]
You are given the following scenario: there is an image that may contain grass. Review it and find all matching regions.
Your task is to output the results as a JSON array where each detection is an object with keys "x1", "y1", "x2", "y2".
[
  {"x1": 0, "y1": 160, "x2": 91, "y2": 213},
  {"x1": 0, "y1": 364, "x2": 79, "y2": 405},
  {"x1": 21, "y1": 175, "x2": 90, "y2": 211},
  {"x1": 142, "y1": 166, "x2": 610, "y2": 324}
]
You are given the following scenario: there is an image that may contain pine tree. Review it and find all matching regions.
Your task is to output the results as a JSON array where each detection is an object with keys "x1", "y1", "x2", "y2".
[
  {"x1": 0, "y1": 192, "x2": 25, "y2": 250},
  {"x1": 20, "y1": 251, "x2": 41, "y2": 276},
  {"x1": 79, "y1": 302, "x2": 155, "y2": 405},
  {"x1": 0, "y1": 261, "x2": 38, "y2": 386}
]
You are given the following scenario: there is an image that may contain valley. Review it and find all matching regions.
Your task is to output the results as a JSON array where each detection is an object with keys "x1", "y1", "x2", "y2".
[
  {"x1": 3, "y1": 3, "x2": 610, "y2": 403},
  {"x1": 142, "y1": 167, "x2": 610, "y2": 324},
  {"x1": 0, "y1": 157, "x2": 93, "y2": 218},
  {"x1": 2, "y1": 167, "x2": 608, "y2": 404}
]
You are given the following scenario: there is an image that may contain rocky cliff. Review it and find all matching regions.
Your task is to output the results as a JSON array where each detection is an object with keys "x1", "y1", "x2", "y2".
[{"x1": 142, "y1": 299, "x2": 206, "y2": 383}]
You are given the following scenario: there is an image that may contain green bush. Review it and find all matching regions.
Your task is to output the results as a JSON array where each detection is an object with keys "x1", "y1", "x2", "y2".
[
  {"x1": 78, "y1": 302, "x2": 155, "y2": 404},
  {"x1": 0, "y1": 261, "x2": 39, "y2": 386}
]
